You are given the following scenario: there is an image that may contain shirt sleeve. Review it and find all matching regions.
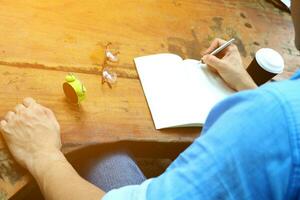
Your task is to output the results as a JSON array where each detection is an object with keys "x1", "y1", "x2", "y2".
[
  {"x1": 102, "y1": 179, "x2": 152, "y2": 200},
  {"x1": 290, "y1": 69, "x2": 300, "y2": 80},
  {"x1": 149, "y1": 89, "x2": 293, "y2": 200},
  {"x1": 102, "y1": 88, "x2": 293, "y2": 200}
]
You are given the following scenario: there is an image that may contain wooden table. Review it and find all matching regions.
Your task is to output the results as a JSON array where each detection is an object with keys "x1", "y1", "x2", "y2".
[{"x1": 0, "y1": 0, "x2": 299, "y2": 199}]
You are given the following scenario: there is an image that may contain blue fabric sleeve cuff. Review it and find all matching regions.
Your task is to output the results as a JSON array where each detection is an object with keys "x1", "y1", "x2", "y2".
[
  {"x1": 290, "y1": 69, "x2": 300, "y2": 80},
  {"x1": 102, "y1": 179, "x2": 153, "y2": 200}
]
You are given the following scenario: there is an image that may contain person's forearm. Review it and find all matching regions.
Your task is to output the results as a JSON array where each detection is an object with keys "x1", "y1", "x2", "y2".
[{"x1": 28, "y1": 150, "x2": 105, "y2": 200}]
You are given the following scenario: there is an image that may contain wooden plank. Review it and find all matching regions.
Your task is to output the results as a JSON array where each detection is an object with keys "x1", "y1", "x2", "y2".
[
  {"x1": 0, "y1": 65, "x2": 199, "y2": 199},
  {"x1": 0, "y1": 0, "x2": 299, "y2": 198},
  {"x1": 0, "y1": 65, "x2": 199, "y2": 146},
  {"x1": 0, "y1": 0, "x2": 298, "y2": 81}
]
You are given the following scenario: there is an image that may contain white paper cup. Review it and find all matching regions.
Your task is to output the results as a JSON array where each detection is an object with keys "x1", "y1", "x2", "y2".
[{"x1": 247, "y1": 48, "x2": 284, "y2": 85}]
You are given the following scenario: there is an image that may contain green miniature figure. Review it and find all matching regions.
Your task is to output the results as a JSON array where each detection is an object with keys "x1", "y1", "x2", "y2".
[{"x1": 63, "y1": 73, "x2": 87, "y2": 104}]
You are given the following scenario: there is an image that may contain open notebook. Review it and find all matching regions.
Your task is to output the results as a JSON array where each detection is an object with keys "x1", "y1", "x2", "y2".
[{"x1": 134, "y1": 53, "x2": 234, "y2": 129}]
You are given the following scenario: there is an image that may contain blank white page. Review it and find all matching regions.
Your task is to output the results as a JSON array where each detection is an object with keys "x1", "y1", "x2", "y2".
[
  {"x1": 181, "y1": 59, "x2": 233, "y2": 124},
  {"x1": 134, "y1": 54, "x2": 233, "y2": 129}
]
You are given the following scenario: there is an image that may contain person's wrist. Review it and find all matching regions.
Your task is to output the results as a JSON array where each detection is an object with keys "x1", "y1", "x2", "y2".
[
  {"x1": 236, "y1": 74, "x2": 257, "y2": 91},
  {"x1": 27, "y1": 148, "x2": 66, "y2": 178}
]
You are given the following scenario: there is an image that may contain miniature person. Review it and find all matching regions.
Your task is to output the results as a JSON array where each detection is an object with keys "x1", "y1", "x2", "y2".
[{"x1": 1, "y1": 1, "x2": 300, "y2": 199}]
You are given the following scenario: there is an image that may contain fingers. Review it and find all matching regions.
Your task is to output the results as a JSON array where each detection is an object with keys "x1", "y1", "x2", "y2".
[
  {"x1": 0, "y1": 120, "x2": 8, "y2": 135},
  {"x1": 4, "y1": 111, "x2": 15, "y2": 121},
  {"x1": 0, "y1": 120, "x2": 7, "y2": 126},
  {"x1": 1, "y1": 98, "x2": 39, "y2": 135},
  {"x1": 14, "y1": 104, "x2": 26, "y2": 113},
  {"x1": 23, "y1": 97, "x2": 36, "y2": 108},
  {"x1": 202, "y1": 38, "x2": 227, "y2": 55},
  {"x1": 0, "y1": 119, "x2": 10, "y2": 134},
  {"x1": 0, "y1": 120, "x2": 7, "y2": 129},
  {"x1": 202, "y1": 55, "x2": 226, "y2": 71},
  {"x1": 1, "y1": 111, "x2": 15, "y2": 132},
  {"x1": 1, "y1": 98, "x2": 35, "y2": 125}
]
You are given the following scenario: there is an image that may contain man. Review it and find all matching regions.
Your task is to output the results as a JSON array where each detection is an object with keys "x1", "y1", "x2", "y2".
[{"x1": 1, "y1": 1, "x2": 299, "y2": 199}]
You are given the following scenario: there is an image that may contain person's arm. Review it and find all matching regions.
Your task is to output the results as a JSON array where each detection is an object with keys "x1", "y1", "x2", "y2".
[
  {"x1": 102, "y1": 84, "x2": 295, "y2": 200},
  {"x1": 202, "y1": 38, "x2": 257, "y2": 91},
  {"x1": 30, "y1": 150, "x2": 104, "y2": 200},
  {"x1": 0, "y1": 98, "x2": 105, "y2": 200}
]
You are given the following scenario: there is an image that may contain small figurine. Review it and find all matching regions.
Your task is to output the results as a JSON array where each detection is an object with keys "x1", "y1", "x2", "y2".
[
  {"x1": 63, "y1": 73, "x2": 86, "y2": 104},
  {"x1": 101, "y1": 42, "x2": 119, "y2": 88}
]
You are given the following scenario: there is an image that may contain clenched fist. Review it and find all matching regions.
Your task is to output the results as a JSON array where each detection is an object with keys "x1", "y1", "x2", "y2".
[{"x1": 0, "y1": 98, "x2": 61, "y2": 171}]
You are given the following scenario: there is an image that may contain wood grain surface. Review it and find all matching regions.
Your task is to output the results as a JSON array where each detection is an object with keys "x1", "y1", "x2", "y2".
[{"x1": 0, "y1": 0, "x2": 299, "y2": 199}]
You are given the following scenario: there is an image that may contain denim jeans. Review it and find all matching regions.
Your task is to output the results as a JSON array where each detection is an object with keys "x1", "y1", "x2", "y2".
[{"x1": 73, "y1": 151, "x2": 146, "y2": 192}]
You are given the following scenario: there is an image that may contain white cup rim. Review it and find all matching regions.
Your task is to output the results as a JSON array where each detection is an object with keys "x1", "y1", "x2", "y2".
[{"x1": 255, "y1": 48, "x2": 284, "y2": 74}]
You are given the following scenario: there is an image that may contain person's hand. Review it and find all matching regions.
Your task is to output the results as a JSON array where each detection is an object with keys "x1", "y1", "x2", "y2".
[
  {"x1": 0, "y1": 98, "x2": 62, "y2": 171},
  {"x1": 202, "y1": 38, "x2": 257, "y2": 91},
  {"x1": 0, "y1": 98, "x2": 105, "y2": 200}
]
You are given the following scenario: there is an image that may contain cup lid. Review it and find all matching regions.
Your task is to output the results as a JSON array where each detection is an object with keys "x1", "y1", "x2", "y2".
[{"x1": 255, "y1": 48, "x2": 284, "y2": 74}]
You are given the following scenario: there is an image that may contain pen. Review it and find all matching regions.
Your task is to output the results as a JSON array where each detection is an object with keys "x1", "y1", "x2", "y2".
[{"x1": 200, "y1": 38, "x2": 235, "y2": 63}]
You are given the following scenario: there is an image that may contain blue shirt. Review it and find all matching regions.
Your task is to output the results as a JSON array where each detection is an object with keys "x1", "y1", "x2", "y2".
[{"x1": 103, "y1": 71, "x2": 300, "y2": 200}]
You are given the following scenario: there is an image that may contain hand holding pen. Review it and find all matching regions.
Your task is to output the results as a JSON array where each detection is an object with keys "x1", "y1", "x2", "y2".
[
  {"x1": 201, "y1": 38, "x2": 257, "y2": 91},
  {"x1": 201, "y1": 38, "x2": 235, "y2": 62}
]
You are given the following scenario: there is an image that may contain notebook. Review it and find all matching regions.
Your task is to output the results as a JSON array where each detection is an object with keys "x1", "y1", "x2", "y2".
[{"x1": 134, "y1": 53, "x2": 234, "y2": 129}]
